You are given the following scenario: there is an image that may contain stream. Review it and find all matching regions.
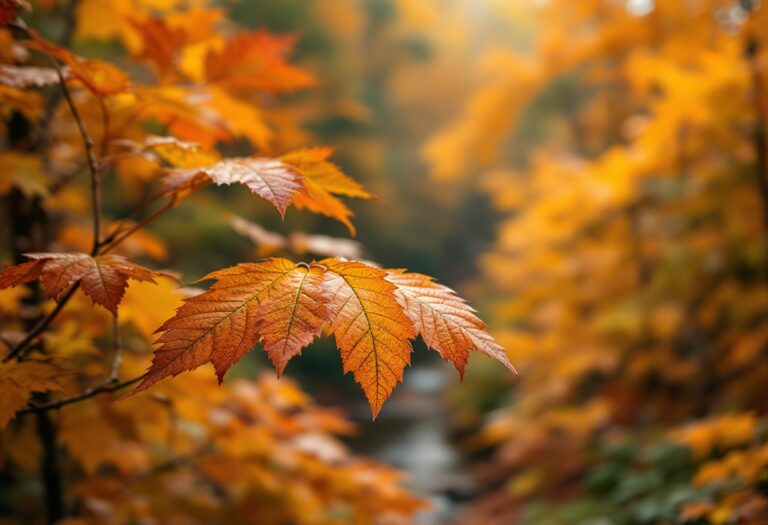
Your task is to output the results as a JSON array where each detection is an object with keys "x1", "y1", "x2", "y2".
[{"x1": 344, "y1": 363, "x2": 472, "y2": 524}]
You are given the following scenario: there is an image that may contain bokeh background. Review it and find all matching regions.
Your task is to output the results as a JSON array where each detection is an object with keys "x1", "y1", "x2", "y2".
[{"x1": 5, "y1": 0, "x2": 768, "y2": 524}]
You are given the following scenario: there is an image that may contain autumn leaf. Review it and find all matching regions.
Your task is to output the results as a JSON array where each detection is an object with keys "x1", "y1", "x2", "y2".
[
  {"x1": 139, "y1": 135, "x2": 220, "y2": 169},
  {"x1": 128, "y1": 16, "x2": 186, "y2": 78},
  {"x1": 165, "y1": 157, "x2": 303, "y2": 217},
  {"x1": 385, "y1": 270, "x2": 515, "y2": 376},
  {"x1": 204, "y1": 32, "x2": 316, "y2": 93},
  {"x1": 229, "y1": 214, "x2": 288, "y2": 256},
  {"x1": 288, "y1": 232, "x2": 363, "y2": 260},
  {"x1": 0, "y1": 253, "x2": 169, "y2": 315},
  {"x1": 319, "y1": 259, "x2": 417, "y2": 417},
  {"x1": 132, "y1": 257, "x2": 509, "y2": 417},
  {"x1": 0, "y1": 84, "x2": 43, "y2": 119},
  {"x1": 282, "y1": 148, "x2": 372, "y2": 234},
  {"x1": 257, "y1": 263, "x2": 330, "y2": 376},
  {"x1": 131, "y1": 258, "x2": 314, "y2": 393},
  {"x1": 0, "y1": 0, "x2": 29, "y2": 28},
  {"x1": 128, "y1": 85, "x2": 231, "y2": 148},
  {"x1": 292, "y1": 178, "x2": 358, "y2": 234},
  {"x1": 0, "y1": 64, "x2": 62, "y2": 88},
  {"x1": 0, "y1": 360, "x2": 62, "y2": 429},
  {"x1": 25, "y1": 33, "x2": 130, "y2": 96},
  {"x1": 282, "y1": 148, "x2": 372, "y2": 199}
]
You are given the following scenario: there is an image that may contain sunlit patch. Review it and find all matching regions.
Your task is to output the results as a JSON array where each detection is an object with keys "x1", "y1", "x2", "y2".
[{"x1": 625, "y1": 0, "x2": 654, "y2": 17}]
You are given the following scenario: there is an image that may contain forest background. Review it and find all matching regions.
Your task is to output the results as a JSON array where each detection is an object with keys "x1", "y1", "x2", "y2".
[{"x1": 2, "y1": 1, "x2": 768, "y2": 525}]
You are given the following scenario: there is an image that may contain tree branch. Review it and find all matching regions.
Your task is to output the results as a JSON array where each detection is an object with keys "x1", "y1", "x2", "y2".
[
  {"x1": 36, "y1": 409, "x2": 64, "y2": 524},
  {"x1": 19, "y1": 374, "x2": 145, "y2": 415},
  {"x1": 15, "y1": 20, "x2": 104, "y2": 254},
  {"x1": 99, "y1": 194, "x2": 178, "y2": 255},
  {"x1": 2, "y1": 284, "x2": 79, "y2": 362}
]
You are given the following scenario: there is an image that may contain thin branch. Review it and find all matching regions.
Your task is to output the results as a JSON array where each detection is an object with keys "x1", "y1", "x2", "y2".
[
  {"x1": 100, "y1": 189, "x2": 169, "y2": 246},
  {"x1": 3, "y1": 20, "x2": 109, "y2": 364},
  {"x1": 99, "y1": 194, "x2": 178, "y2": 255},
  {"x1": 18, "y1": 374, "x2": 146, "y2": 415},
  {"x1": 15, "y1": 21, "x2": 104, "y2": 254},
  {"x1": 2, "y1": 285, "x2": 79, "y2": 363},
  {"x1": 54, "y1": 56, "x2": 102, "y2": 254},
  {"x1": 97, "y1": 96, "x2": 111, "y2": 158}
]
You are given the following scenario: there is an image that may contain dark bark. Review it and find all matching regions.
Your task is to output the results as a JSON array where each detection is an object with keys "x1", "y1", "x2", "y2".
[{"x1": 35, "y1": 409, "x2": 64, "y2": 524}]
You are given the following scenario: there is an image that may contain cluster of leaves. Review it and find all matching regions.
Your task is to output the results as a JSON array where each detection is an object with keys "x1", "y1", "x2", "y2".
[
  {"x1": 0, "y1": 0, "x2": 511, "y2": 523},
  {"x1": 422, "y1": 1, "x2": 768, "y2": 523}
]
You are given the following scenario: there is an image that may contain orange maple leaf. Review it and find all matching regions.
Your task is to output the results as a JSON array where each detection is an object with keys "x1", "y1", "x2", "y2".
[
  {"x1": 386, "y1": 270, "x2": 515, "y2": 377},
  {"x1": 165, "y1": 157, "x2": 304, "y2": 217},
  {"x1": 139, "y1": 135, "x2": 221, "y2": 169},
  {"x1": 319, "y1": 259, "x2": 417, "y2": 417},
  {"x1": 128, "y1": 16, "x2": 186, "y2": 78},
  {"x1": 131, "y1": 258, "x2": 312, "y2": 393},
  {"x1": 0, "y1": 253, "x2": 169, "y2": 315},
  {"x1": 25, "y1": 33, "x2": 130, "y2": 96},
  {"x1": 204, "y1": 32, "x2": 316, "y2": 93},
  {"x1": 131, "y1": 258, "x2": 511, "y2": 417},
  {"x1": 0, "y1": 360, "x2": 62, "y2": 429},
  {"x1": 282, "y1": 148, "x2": 373, "y2": 234}
]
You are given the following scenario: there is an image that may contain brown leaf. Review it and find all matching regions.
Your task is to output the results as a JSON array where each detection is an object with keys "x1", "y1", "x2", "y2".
[
  {"x1": 131, "y1": 258, "x2": 313, "y2": 394},
  {"x1": 386, "y1": 270, "x2": 515, "y2": 376},
  {"x1": 132, "y1": 258, "x2": 511, "y2": 418},
  {"x1": 166, "y1": 157, "x2": 303, "y2": 217},
  {"x1": 0, "y1": 360, "x2": 62, "y2": 429},
  {"x1": 0, "y1": 253, "x2": 168, "y2": 315}
]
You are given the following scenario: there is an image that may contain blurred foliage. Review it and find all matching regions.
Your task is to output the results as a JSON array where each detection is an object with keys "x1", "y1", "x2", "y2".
[{"x1": 422, "y1": 0, "x2": 768, "y2": 523}]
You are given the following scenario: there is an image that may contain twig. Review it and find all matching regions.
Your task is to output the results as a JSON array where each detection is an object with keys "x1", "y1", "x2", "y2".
[
  {"x1": 97, "y1": 96, "x2": 111, "y2": 158},
  {"x1": 99, "y1": 194, "x2": 178, "y2": 255},
  {"x1": 18, "y1": 374, "x2": 146, "y2": 415},
  {"x1": 100, "y1": 189, "x2": 169, "y2": 246},
  {"x1": 52, "y1": 54, "x2": 102, "y2": 254},
  {"x1": 16, "y1": 21, "x2": 103, "y2": 254},
  {"x1": 2, "y1": 285, "x2": 79, "y2": 362}
]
